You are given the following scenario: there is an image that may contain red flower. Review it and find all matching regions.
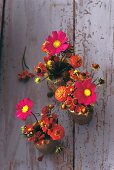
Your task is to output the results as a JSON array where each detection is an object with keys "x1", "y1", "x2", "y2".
[
  {"x1": 24, "y1": 124, "x2": 33, "y2": 135},
  {"x1": 41, "y1": 113, "x2": 57, "y2": 133},
  {"x1": 34, "y1": 62, "x2": 47, "y2": 77},
  {"x1": 65, "y1": 96, "x2": 73, "y2": 105},
  {"x1": 48, "y1": 124, "x2": 64, "y2": 140},
  {"x1": 66, "y1": 85, "x2": 75, "y2": 94},
  {"x1": 33, "y1": 132, "x2": 45, "y2": 145},
  {"x1": 66, "y1": 80, "x2": 73, "y2": 86},
  {"x1": 69, "y1": 70, "x2": 79, "y2": 81},
  {"x1": 44, "y1": 55, "x2": 52, "y2": 63},
  {"x1": 75, "y1": 105, "x2": 87, "y2": 114},
  {"x1": 49, "y1": 113, "x2": 57, "y2": 124},
  {"x1": 41, "y1": 116, "x2": 50, "y2": 133},
  {"x1": 68, "y1": 98, "x2": 78, "y2": 111},
  {"x1": 74, "y1": 78, "x2": 96, "y2": 105},
  {"x1": 16, "y1": 98, "x2": 33, "y2": 120},
  {"x1": 42, "y1": 106, "x2": 49, "y2": 115},
  {"x1": 70, "y1": 55, "x2": 82, "y2": 68},
  {"x1": 18, "y1": 70, "x2": 34, "y2": 81}
]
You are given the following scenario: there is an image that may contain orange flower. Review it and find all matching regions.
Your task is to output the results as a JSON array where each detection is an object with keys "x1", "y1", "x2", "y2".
[
  {"x1": 34, "y1": 62, "x2": 47, "y2": 77},
  {"x1": 69, "y1": 70, "x2": 79, "y2": 81},
  {"x1": 42, "y1": 41, "x2": 50, "y2": 54},
  {"x1": 66, "y1": 85, "x2": 75, "y2": 94},
  {"x1": 48, "y1": 124, "x2": 64, "y2": 140},
  {"x1": 55, "y1": 86, "x2": 68, "y2": 102},
  {"x1": 92, "y1": 63, "x2": 100, "y2": 70},
  {"x1": 70, "y1": 55, "x2": 82, "y2": 68},
  {"x1": 75, "y1": 105, "x2": 87, "y2": 113}
]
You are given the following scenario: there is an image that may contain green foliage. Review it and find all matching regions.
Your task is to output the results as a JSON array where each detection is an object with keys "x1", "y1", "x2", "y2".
[
  {"x1": 89, "y1": 105, "x2": 94, "y2": 113},
  {"x1": 48, "y1": 61, "x2": 72, "y2": 80}
]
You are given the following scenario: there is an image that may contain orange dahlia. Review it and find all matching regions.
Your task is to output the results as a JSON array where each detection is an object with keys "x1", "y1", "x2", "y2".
[
  {"x1": 48, "y1": 124, "x2": 64, "y2": 140},
  {"x1": 70, "y1": 55, "x2": 82, "y2": 68},
  {"x1": 55, "y1": 86, "x2": 68, "y2": 102}
]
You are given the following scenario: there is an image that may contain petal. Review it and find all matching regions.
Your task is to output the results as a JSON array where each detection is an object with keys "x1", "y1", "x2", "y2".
[
  {"x1": 61, "y1": 44, "x2": 69, "y2": 51},
  {"x1": 60, "y1": 37, "x2": 68, "y2": 43},
  {"x1": 91, "y1": 93, "x2": 97, "y2": 103},
  {"x1": 46, "y1": 35, "x2": 54, "y2": 42},
  {"x1": 55, "y1": 47, "x2": 62, "y2": 54},
  {"x1": 58, "y1": 31, "x2": 67, "y2": 41},
  {"x1": 75, "y1": 82, "x2": 83, "y2": 88},
  {"x1": 52, "y1": 31, "x2": 58, "y2": 39},
  {"x1": 16, "y1": 111, "x2": 26, "y2": 120}
]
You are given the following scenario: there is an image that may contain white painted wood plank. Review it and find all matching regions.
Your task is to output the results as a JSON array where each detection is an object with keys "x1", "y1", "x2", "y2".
[
  {"x1": 74, "y1": 0, "x2": 114, "y2": 169},
  {"x1": 0, "y1": 0, "x2": 73, "y2": 170}
]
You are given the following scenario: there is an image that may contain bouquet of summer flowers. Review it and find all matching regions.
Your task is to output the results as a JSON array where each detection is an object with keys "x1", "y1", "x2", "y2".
[
  {"x1": 54, "y1": 63, "x2": 104, "y2": 125},
  {"x1": 34, "y1": 30, "x2": 82, "y2": 92},
  {"x1": 16, "y1": 98, "x2": 64, "y2": 154}
]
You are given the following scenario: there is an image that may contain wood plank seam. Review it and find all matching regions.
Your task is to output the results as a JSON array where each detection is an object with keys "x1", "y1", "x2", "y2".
[{"x1": 0, "y1": 0, "x2": 6, "y2": 60}]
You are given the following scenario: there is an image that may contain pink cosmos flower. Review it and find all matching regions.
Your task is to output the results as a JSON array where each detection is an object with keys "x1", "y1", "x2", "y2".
[
  {"x1": 16, "y1": 98, "x2": 33, "y2": 120},
  {"x1": 74, "y1": 78, "x2": 96, "y2": 105},
  {"x1": 45, "y1": 31, "x2": 69, "y2": 55}
]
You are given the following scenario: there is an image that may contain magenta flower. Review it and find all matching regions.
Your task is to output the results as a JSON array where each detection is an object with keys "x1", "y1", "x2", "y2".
[
  {"x1": 45, "y1": 31, "x2": 69, "y2": 55},
  {"x1": 16, "y1": 98, "x2": 33, "y2": 120},
  {"x1": 74, "y1": 78, "x2": 97, "y2": 106}
]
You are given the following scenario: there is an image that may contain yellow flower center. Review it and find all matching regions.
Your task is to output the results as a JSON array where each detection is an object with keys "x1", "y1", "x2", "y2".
[
  {"x1": 22, "y1": 105, "x2": 29, "y2": 113},
  {"x1": 34, "y1": 77, "x2": 41, "y2": 84},
  {"x1": 73, "y1": 70, "x2": 78, "y2": 74},
  {"x1": 53, "y1": 40, "x2": 61, "y2": 48},
  {"x1": 84, "y1": 89, "x2": 91, "y2": 97},
  {"x1": 28, "y1": 128, "x2": 32, "y2": 132},
  {"x1": 70, "y1": 88, "x2": 73, "y2": 92},
  {"x1": 55, "y1": 130, "x2": 60, "y2": 136},
  {"x1": 47, "y1": 60, "x2": 53, "y2": 67}
]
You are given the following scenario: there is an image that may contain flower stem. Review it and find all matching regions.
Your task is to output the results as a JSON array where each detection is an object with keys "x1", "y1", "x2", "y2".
[
  {"x1": 93, "y1": 77, "x2": 98, "y2": 83},
  {"x1": 31, "y1": 112, "x2": 38, "y2": 122},
  {"x1": 22, "y1": 47, "x2": 29, "y2": 70}
]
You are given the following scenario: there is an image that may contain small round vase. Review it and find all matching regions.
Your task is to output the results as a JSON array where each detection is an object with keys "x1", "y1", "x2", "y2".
[
  {"x1": 47, "y1": 71, "x2": 69, "y2": 92},
  {"x1": 47, "y1": 78, "x2": 65, "y2": 92},
  {"x1": 69, "y1": 110, "x2": 93, "y2": 125},
  {"x1": 35, "y1": 140, "x2": 59, "y2": 154}
]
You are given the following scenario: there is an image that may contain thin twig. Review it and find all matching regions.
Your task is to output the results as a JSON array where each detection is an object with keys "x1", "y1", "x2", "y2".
[
  {"x1": 22, "y1": 47, "x2": 29, "y2": 70},
  {"x1": 31, "y1": 112, "x2": 38, "y2": 122}
]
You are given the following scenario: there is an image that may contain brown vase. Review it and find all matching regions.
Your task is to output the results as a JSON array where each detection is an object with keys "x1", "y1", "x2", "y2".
[
  {"x1": 35, "y1": 140, "x2": 59, "y2": 154},
  {"x1": 47, "y1": 71, "x2": 69, "y2": 92},
  {"x1": 47, "y1": 78, "x2": 64, "y2": 92},
  {"x1": 69, "y1": 110, "x2": 93, "y2": 125}
]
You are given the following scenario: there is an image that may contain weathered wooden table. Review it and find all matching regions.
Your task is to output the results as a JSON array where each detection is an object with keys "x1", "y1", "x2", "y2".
[{"x1": 0, "y1": 0, "x2": 114, "y2": 170}]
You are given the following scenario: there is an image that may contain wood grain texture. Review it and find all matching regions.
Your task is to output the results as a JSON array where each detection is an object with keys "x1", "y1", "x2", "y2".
[
  {"x1": 74, "y1": 0, "x2": 114, "y2": 170},
  {"x1": 1, "y1": 0, "x2": 114, "y2": 170},
  {"x1": 0, "y1": 0, "x2": 73, "y2": 170},
  {"x1": 0, "y1": 0, "x2": 3, "y2": 33}
]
